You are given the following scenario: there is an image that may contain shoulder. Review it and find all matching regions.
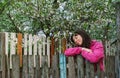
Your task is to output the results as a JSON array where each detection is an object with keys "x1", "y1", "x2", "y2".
[{"x1": 90, "y1": 40, "x2": 103, "y2": 48}]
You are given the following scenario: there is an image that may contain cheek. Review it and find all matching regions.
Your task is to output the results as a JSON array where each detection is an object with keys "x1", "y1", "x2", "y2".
[
  {"x1": 80, "y1": 38, "x2": 83, "y2": 43},
  {"x1": 79, "y1": 37, "x2": 83, "y2": 45}
]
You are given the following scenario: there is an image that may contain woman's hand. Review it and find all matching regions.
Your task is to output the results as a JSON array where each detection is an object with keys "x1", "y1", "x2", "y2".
[{"x1": 82, "y1": 48, "x2": 92, "y2": 53}]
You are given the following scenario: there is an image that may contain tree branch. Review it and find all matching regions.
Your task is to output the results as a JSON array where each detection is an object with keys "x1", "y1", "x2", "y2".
[
  {"x1": 0, "y1": 1, "x2": 10, "y2": 15},
  {"x1": 7, "y1": 13, "x2": 20, "y2": 33}
]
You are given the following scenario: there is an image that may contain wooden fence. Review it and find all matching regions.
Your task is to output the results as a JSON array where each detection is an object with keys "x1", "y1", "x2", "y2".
[{"x1": 0, "y1": 32, "x2": 117, "y2": 78}]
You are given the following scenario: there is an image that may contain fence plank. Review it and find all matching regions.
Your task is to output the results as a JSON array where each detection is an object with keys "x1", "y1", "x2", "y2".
[
  {"x1": 35, "y1": 55, "x2": 41, "y2": 78},
  {"x1": 59, "y1": 53, "x2": 66, "y2": 78},
  {"x1": 85, "y1": 61, "x2": 94, "y2": 78},
  {"x1": 115, "y1": 55, "x2": 119, "y2": 78},
  {"x1": 51, "y1": 54, "x2": 59, "y2": 78},
  {"x1": 95, "y1": 64, "x2": 104, "y2": 78},
  {"x1": 0, "y1": 33, "x2": 6, "y2": 78},
  {"x1": 50, "y1": 37, "x2": 55, "y2": 65},
  {"x1": 76, "y1": 56, "x2": 84, "y2": 78},
  {"x1": 5, "y1": 32, "x2": 8, "y2": 56},
  {"x1": 43, "y1": 37, "x2": 46, "y2": 55},
  {"x1": 10, "y1": 33, "x2": 16, "y2": 69},
  {"x1": 62, "y1": 38, "x2": 66, "y2": 53},
  {"x1": 12, "y1": 55, "x2": 20, "y2": 78},
  {"x1": 33, "y1": 35, "x2": 38, "y2": 67},
  {"x1": 5, "y1": 32, "x2": 10, "y2": 78},
  {"x1": 67, "y1": 57, "x2": 76, "y2": 78},
  {"x1": 24, "y1": 33, "x2": 28, "y2": 55},
  {"x1": 28, "y1": 55, "x2": 34, "y2": 78},
  {"x1": 22, "y1": 55, "x2": 28, "y2": 78},
  {"x1": 38, "y1": 37, "x2": 42, "y2": 67},
  {"x1": 47, "y1": 37, "x2": 50, "y2": 67},
  {"x1": 17, "y1": 33, "x2": 22, "y2": 67},
  {"x1": 29, "y1": 34, "x2": 33, "y2": 55},
  {"x1": 0, "y1": 55, "x2": 2, "y2": 78},
  {"x1": 41, "y1": 55, "x2": 49, "y2": 78},
  {"x1": 105, "y1": 56, "x2": 115, "y2": 78},
  {"x1": 110, "y1": 56, "x2": 115, "y2": 78}
]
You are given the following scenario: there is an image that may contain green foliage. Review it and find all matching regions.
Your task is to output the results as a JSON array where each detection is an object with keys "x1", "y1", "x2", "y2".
[
  {"x1": 112, "y1": 0, "x2": 120, "y2": 2},
  {"x1": 0, "y1": 0, "x2": 116, "y2": 41}
]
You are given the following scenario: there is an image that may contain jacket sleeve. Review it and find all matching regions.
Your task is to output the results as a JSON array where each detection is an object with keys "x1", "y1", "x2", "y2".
[
  {"x1": 64, "y1": 47, "x2": 82, "y2": 56},
  {"x1": 81, "y1": 42, "x2": 104, "y2": 63}
]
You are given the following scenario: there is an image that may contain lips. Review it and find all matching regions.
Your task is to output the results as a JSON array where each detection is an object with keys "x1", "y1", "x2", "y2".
[{"x1": 76, "y1": 40, "x2": 81, "y2": 45}]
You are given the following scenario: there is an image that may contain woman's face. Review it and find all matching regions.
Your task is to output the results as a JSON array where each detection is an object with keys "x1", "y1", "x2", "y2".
[{"x1": 73, "y1": 34, "x2": 83, "y2": 46}]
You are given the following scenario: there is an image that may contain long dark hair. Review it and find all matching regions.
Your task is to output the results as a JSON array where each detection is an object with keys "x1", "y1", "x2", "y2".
[{"x1": 71, "y1": 29, "x2": 91, "y2": 48}]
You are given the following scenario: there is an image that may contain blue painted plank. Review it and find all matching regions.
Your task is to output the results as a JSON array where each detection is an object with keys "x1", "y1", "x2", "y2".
[{"x1": 59, "y1": 53, "x2": 66, "y2": 78}]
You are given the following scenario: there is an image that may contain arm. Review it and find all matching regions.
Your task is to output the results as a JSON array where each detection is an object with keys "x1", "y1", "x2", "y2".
[
  {"x1": 81, "y1": 42, "x2": 104, "y2": 63},
  {"x1": 64, "y1": 47, "x2": 82, "y2": 56}
]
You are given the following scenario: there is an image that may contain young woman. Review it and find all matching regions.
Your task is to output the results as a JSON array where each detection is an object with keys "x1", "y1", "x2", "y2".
[{"x1": 64, "y1": 29, "x2": 105, "y2": 72}]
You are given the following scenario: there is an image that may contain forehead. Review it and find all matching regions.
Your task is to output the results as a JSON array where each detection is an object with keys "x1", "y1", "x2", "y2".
[
  {"x1": 73, "y1": 34, "x2": 79, "y2": 38},
  {"x1": 73, "y1": 33, "x2": 79, "y2": 37}
]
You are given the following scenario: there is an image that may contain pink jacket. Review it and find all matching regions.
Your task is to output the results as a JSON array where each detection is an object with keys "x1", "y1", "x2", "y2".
[{"x1": 64, "y1": 40, "x2": 104, "y2": 72}]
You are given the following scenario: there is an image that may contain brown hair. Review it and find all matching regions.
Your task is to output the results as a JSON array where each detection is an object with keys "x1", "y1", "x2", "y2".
[{"x1": 71, "y1": 29, "x2": 91, "y2": 48}]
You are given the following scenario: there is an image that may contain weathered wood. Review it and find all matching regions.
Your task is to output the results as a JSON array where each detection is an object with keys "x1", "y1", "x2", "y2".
[
  {"x1": 42, "y1": 37, "x2": 46, "y2": 55},
  {"x1": 51, "y1": 54, "x2": 59, "y2": 78},
  {"x1": 47, "y1": 37, "x2": 50, "y2": 67},
  {"x1": 85, "y1": 61, "x2": 94, "y2": 78},
  {"x1": 28, "y1": 55, "x2": 34, "y2": 78},
  {"x1": 95, "y1": 62, "x2": 105, "y2": 78},
  {"x1": 115, "y1": 54, "x2": 119, "y2": 78},
  {"x1": 0, "y1": 32, "x2": 118, "y2": 78},
  {"x1": 0, "y1": 33, "x2": 6, "y2": 78},
  {"x1": 38, "y1": 37, "x2": 42, "y2": 67},
  {"x1": 41, "y1": 55, "x2": 49, "y2": 78},
  {"x1": 0, "y1": 33, "x2": 2, "y2": 77},
  {"x1": 23, "y1": 34, "x2": 28, "y2": 55},
  {"x1": 35, "y1": 55, "x2": 41, "y2": 78},
  {"x1": 76, "y1": 55, "x2": 84, "y2": 78},
  {"x1": 115, "y1": 2, "x2": 120, "y2": 78},
  {"x1": 105, "y1": 56, "x2": 115, "y2": 78},
  {"x1": 29, "y1": 34, "x2": 33, "y2": 55},
  {"x1": 50, "y1": 37, "x2": 55, "y2": 61},
  {"x1": 33, "y1": 35, "x2": 38, "y2": 67},
  {"x1": 62, "y1": 38, "x2": 66, "y2": 53},
  {"x1": 0, "y1": 55, "x2": 1, "y2": 72},
  {"x1": 67, "y1": 57, "x2": 76, "y2": 78},
  {"x1": 5, "y1": 33, "x2": 10, "y2": 78},
  {"x1": 12, "y1": 55, "x2": 20, "y2": 78},
  {"x1": 105, "y1": 56, "x2": 109, "y2": 78},
  {"x1": 22, "y1": 55, "x2": 28, "y2": 78},
  {"x1": 0, "y1": 34, "x2": 2, "y2": 76},
  {"x1": 55, "y1": 38, "x2": 59, "y2": 54},
  {"x1": 10, "y1": 33, "x2": 16, "y2": 69},
  {"x1": 6, "y1": 56, "x2": 10, "y2": 78}
]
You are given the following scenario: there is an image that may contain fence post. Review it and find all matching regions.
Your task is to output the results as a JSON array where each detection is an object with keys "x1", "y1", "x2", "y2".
[{"x1": 0, "y1": 33, "x2": 6, "y2": 78}]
